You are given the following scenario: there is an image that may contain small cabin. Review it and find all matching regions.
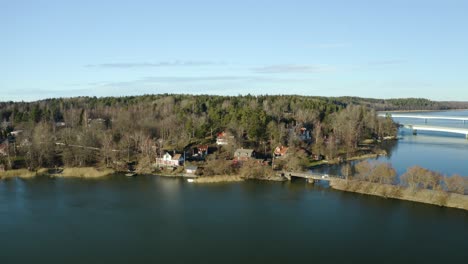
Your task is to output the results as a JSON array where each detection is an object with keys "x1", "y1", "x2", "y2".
[{"x1": 234, "y1": 149, "x2": 255, "y2": 161}]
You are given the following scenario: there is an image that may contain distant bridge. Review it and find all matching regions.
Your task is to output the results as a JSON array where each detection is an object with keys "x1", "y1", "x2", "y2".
[
  {"x1": 379, "y1": 113, "x2": 468, "y2": 123},
  {"x1": 402, "y1": 124, "x2": 468, "y2": 139}
]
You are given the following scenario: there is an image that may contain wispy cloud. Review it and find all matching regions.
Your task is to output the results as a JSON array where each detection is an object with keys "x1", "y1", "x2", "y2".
[
  {"x1": 252, "y1": 64, "x2": 335, "y2": 74},
  {"x1": 72, "y1": 75, "x2": 312, "y2": 98},
  {"x1": 85, "y1": 60, "x2": 224, "y2": 68},
  {"x1": 92, "y1": 75, "x2": 300, "y2": 88}
]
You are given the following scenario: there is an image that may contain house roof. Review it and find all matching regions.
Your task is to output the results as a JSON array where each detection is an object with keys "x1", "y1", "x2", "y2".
[
  {"x1": 234, "y1": 149, "x2": 254, "y2": 157},
  {"x1": 197, "y1": 145, "x2": 208, "y2": 151},
  {"x1": 217, "y1": 131, "x2": 234, "y2": 138},
  {"x1": 173, "y1": 154, "x2": 182, "y2": 160},
  {"x1": 274, "y1": 146, "x2": 288, "y2": 155}
]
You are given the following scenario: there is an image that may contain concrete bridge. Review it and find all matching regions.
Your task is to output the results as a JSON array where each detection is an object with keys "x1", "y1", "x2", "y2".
[
  {"x1": 403, "y1": 124, "x2": 468, "y2": 139},
  {"x1": 379, "y1": 113, "x2": 468, "y2": 124}
]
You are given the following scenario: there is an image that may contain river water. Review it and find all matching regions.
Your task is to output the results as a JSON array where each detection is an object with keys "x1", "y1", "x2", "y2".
[{"x1": 1, "y1": 111, "x2": 467, "y2": 263}]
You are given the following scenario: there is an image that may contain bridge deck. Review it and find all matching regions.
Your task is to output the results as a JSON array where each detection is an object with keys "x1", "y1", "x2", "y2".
[
  {"x1": 403, "y1": 124, "x2": 468, "y2": 136},
  {"x1": 379, "y1": 113, "x2": 468, "y2": 121}
]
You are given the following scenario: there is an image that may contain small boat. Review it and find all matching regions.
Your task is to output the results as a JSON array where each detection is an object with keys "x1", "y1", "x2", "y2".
[
  {"x1": 125, "y1": 172, "x2": 137, "y2": 177},
  {"x1": 187, "y1": 179, "x2": 194, "y2": 183}
]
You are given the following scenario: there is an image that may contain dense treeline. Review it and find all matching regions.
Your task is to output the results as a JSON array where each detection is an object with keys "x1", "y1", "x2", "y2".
[
  {"x1": 1, "y1": 94, "x2": 400, "y2": 171},
  {"x1": 333, "y1": 97, "x2": 468, "y2": 111}
]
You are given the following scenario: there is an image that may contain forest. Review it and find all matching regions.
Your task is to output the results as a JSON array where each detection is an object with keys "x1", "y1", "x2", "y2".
[{"x1": 0, "y1": 94, "x2": 461, "y2": 173}]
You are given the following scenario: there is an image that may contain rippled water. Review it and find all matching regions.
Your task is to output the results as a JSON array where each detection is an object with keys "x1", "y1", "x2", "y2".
[
  {"x1": 313, "y1": 110, "x2": 468, "y2": 176},
  {"x1": 0, "y1": 176, "x2": 467, "y2": 263}
]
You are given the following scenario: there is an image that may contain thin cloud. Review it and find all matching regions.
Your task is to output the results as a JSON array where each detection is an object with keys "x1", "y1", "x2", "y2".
[
  {"x1": 86, "y1": 75, "x2": 308, "y2": 90},
  {"x1": 85, "y1": 60, "x2": 224, "y2": 68},
  {"x1": 252, "y1": 64, "x2": 335, "y2": 74}
]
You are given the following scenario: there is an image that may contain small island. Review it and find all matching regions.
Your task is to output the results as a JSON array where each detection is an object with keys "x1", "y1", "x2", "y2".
[{"x1": 1, "y1": 95, "x2": 467, "y2": 210}]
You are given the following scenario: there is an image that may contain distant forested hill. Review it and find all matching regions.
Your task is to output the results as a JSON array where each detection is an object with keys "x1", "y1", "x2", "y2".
[
  {"x1": 1, "y1": 94, "x2": 465, "y2": 171},
  {"x1": 333, "y1": 97, "x2": 468, "y2": 111}
]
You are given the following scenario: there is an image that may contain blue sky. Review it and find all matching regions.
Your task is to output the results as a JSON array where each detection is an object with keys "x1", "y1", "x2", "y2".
[{"x1": 1, "y1": 0, "x2": 467, "y2": 101}]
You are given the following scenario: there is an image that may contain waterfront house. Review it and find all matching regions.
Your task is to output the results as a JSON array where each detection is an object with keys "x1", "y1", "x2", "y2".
[
  {"x1": 156, "y1": 152, "x2": 184, "y2": 167},
  {"x1": 234, "y1": 149, "x2": 255, "y2": 161},
  {"x1": 274, "y1": 145, "x2": 288, "y2": 157},
  {"x1": 216, "y1": 131, "x2": 234, "y2": 145}
]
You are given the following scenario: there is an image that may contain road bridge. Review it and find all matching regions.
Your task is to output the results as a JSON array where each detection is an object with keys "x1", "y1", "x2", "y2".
[
  {"x1": 379, "y1": 113, "x2": 468, "y2": 123},
  {"x1": 402, "y1": 124, "x2": 468, "y2": 139}
]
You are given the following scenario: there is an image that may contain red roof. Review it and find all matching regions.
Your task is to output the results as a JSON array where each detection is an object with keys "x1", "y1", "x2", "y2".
[{"x1": 274, "y1": 146, "x2": 288, "y2": 156}]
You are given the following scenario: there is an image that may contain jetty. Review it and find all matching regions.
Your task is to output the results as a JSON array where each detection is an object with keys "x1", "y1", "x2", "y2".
[{"x1": 278, "y1": 171, "x2": 343, "y2": 183}]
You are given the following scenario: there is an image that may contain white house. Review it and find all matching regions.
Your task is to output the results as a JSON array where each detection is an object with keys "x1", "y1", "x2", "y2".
[{"x1": 156, "y1": 152, "x2": 184, "y2": 167}]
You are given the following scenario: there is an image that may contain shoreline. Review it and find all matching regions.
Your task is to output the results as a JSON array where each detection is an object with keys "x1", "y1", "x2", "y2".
[
  {"x1": 0, "y1": 167, "x2": 115, "y2": 180},
  {"x1": 330, "y1": 179, "x2": 468, "y2": 211},
  {"x1": 2, "y1": 167, "x2": 466, "y2": 211},
  {"x1": 192, "y1": 175, "x2": 244, "y2": 183}
]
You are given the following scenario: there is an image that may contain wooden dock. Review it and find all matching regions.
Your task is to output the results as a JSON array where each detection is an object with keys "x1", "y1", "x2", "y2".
[{"x1": 278, "y1": 171, "x2": 342, "y2": 183}]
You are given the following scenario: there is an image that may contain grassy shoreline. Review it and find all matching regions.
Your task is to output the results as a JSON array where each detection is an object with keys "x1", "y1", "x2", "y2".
[
  {"x1": 192, "y1": 175, "x2": 244, "y2": 183},
  {"x1": 0, "y1": 167, "x2": 115, "y2": 180},
  {"x1": 330, "y1": 179, "x2": 468, "y2": 211},
  {"x1": 2, "y1": 167, "x2": 466, "y2": 211},
  {"x1": 0, "y1": 168, "x2": 49, "y2": 180}
]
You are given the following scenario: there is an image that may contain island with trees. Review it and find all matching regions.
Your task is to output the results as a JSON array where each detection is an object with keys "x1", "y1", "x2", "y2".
[{"x1": 1, "y1": 94, "x2": 467, "y2": 209}]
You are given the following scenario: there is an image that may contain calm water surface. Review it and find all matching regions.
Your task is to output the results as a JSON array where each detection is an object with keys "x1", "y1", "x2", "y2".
[
  {"x1": 313, "y1": 110, "x2": 468, "y2": 176},
  {"x1": 1, "y1": 110, "x2": 467, "y2": 264}
]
